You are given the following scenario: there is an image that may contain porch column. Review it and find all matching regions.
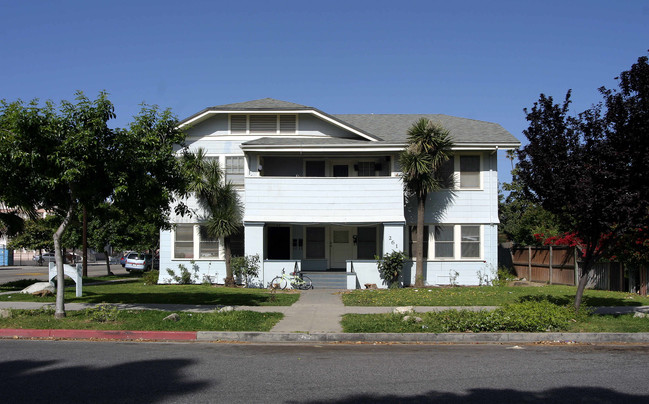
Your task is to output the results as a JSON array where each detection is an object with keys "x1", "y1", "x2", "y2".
[
  {"x1": 244, "y1": 222, "x2": 265, "y2": 280},
  {"x1": 383, "y1": 222, "x2": 405, "y2": 254}
]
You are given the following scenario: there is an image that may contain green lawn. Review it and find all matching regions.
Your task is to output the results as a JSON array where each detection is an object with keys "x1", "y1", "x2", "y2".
[
  {"x1": 341, "y1": 312, "x2": 649, "y2": 333},
  {"x1": 0, "y1": 279, "x2": 299, "y2": 306},
  {"x1": 0, "y1": 307, "x2": 282, "y2": 332},
  {"x1": 342, "y1": 285, "x2": 649, "y2": 307}
]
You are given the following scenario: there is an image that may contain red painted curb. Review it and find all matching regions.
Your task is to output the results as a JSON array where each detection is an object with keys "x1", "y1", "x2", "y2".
[{"x1": 0, "y1": 328, "x2": 197, "y2": 341}]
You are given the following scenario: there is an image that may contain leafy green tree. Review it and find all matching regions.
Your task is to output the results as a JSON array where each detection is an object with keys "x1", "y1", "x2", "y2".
[
  {"x1": 0, "y1": 92, "x2": 190, "y2": 318},
  {"x1": 400, "y1": 118, "x2": 454, "y2": 287},
  {"x1": 7, "y1": 216, "x2": 57, "y2": 262},
  {"x1": 518, "y1": 53, "x2": 649, "y2": 312},
  {"x1": 499, "y1": 154, "x2": 563, "y2": 245},
  {"x1": 186, "y1": 149, "x2": 243, "y2": 287}
]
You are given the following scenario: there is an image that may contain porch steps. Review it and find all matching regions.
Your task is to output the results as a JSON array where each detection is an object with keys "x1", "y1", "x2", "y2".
[{"x1": 302, "y1": 271, "x2": 348, "y2": 289}]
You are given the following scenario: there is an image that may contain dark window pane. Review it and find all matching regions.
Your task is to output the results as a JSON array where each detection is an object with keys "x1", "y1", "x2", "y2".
[
  {"x1": 306, "y1": 227, "x2": 325, "y2": 259},
  {"x1": 357, "y1": 227, "x2": 377, "y2": 259},
  {"x1": 305, "y1": 161, "x2": 325, "y2": 177}
]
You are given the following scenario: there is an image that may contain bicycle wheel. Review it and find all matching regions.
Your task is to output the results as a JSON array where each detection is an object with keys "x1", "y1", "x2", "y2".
[
  {"x1": 300, "y1": 275, "x2": 313, "y2": 290},
  {"x1": 270, "y1": 276, "x2": 288, "y2": 290}
]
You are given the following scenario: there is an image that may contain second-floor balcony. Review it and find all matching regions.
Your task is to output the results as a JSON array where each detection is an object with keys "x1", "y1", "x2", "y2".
[{"x1": 243, "y1": 176, "x2": 405, "y2": 223}]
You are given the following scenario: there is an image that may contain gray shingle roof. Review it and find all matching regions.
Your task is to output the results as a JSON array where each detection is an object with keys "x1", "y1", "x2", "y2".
[
  {"x1": 334, "y1": 114, "x2": 519, "y2": 144},
  {"x1": 211, "y1": 98, "x2": 312, "y2": 110},
  {"x1": 181, "y1": 98, "x2": 520, "y2": 146}
]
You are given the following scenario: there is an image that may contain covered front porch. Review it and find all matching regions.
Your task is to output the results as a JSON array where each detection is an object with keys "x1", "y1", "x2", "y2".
[{"x1": 245, "y1": 222, "x2": 405, "y2": 289}]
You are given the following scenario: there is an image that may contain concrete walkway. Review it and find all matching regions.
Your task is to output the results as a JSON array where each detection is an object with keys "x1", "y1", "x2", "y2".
[{"x1": 270, "y1": 289, "x2": 346, "y2": 333}]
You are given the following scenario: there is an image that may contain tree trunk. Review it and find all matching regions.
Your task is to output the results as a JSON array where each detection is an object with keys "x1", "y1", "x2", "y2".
[
  {"x1": 414, "y1": 194, "x2": 426, "y2": 287},
  {"x1": 224, "y1": 236, "x2": 235, "y2": 287},
  {"x1": 82, "y1": 206, "x2": 88, "y2": 277},
  {"x1": 105, "y1": 248, "x2": 113, "y2": 276},
  {"x1": 54, "y1": 205, "x2": 74, "y2": 319},
  {"x1": 574, "y1": 255, "x2": 595, "y2": 313}
]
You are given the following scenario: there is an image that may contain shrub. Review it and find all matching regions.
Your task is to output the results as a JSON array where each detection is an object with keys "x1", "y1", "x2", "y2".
[
  {"x1": 85, "y1": 303, "x2": 119, "y2": 322},
  {"x1": 232, "y1": 254, "x2": 261, "y2": 287},
  {"x1": 434, "y1": 300, "x2": 577, "y2": 332},
  {"x1": 142, "y1": 270, "x2": 159, "y2": 285},
  {"x1": 376, "y1": 250, "x2": 406, "y2": 288},
  {"x1": 167, "y1": 262, "x2": 200, "y2": 284},
  {"x1": 492, "y1": 266, "x2": 517, "y2": 287}
]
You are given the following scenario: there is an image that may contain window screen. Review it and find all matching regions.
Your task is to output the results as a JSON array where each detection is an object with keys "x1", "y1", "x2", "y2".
[
  {"x1": 357, "y1": 227, "x2": 377, "y2": 260},
  {"x1": 460, "y1": 156, "x2": 480, "y2": 188},
  {"x1": 199, "y1": 225, "x2": 219, "y2": 258},
  {"x1": 306, "y1": 227, "x2": 325, "y2": 259}
]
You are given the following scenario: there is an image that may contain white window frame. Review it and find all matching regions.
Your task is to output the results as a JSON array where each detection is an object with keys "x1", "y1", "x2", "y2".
[
  {"x1": 426, "y1": 224, "x2": 484, "y2": 261},
  {"x1": 225, "y1": 155, "x2": 245, "y2": 188},
  {"x1": 173, "y1": 224, "x2": 225, "y2": 260}
]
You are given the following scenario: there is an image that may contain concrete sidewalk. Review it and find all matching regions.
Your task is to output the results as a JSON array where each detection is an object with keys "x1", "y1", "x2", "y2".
[{"x1": 2, "y1": 289, "x2": 649, "y2": 343}]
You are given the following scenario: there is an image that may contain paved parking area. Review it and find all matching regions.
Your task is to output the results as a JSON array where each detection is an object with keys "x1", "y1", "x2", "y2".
[{"x1": 0, "y1": 263, "x2": 129, "y2": 284}]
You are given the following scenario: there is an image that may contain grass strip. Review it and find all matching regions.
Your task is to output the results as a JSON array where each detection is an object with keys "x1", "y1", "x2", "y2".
[
  {"x1": 342, "y1": 285, "x2": 649, "y2": 307},
  {"x1": 0, "y1": 280, "x2": 299, "y2": 306},
  {"x1": 0, "y1": 307, "x2": 283, "y2": 332},
  {"x1": 342, "y1": 312, "x2": 649, "y2": 333}
]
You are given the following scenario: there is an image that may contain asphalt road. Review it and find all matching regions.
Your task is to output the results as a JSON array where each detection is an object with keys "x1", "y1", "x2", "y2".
[
  {"x1": 0, "y1": 263, "x2": 129, "y2": 284},
  {"x1": 1, "y1": 340, "x2": 648, "y2": 403}
]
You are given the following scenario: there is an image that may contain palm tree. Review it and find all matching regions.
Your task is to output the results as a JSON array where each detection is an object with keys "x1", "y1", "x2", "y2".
[
  {"x1": 400, "y1": 118, "x2": 454, "y2": 287},
  {"x1": 187, "y1": 149, "x2": 243, "y2": 286}
]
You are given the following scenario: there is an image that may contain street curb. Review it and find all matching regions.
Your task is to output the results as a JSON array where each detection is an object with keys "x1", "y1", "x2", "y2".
[
  {"x1": 196, "y1": 331, "x2": 649, "y2": 343},
  {"x1": 3, "y1": 328, "x2": 649, "y2": 343}
]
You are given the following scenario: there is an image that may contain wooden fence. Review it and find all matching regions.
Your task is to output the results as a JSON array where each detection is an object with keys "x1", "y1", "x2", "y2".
[
  {"x1": 511, "y1": 246, "x2": 579, "y2": 285},
  {"x1": 509, "y1": 245, "x2": 646, "y2": 294}
]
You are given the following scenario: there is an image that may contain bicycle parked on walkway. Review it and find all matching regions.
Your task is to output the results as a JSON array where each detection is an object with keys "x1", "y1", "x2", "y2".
[{"x1": 269, "y1": 268, "x2": 313, "y2": 290}]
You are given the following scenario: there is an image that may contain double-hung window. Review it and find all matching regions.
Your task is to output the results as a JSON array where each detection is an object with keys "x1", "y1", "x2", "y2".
[
  {"x1": 460, "y1": 225, "x2": 481, "y2": 258},
  {"x1": 174, "y1": 224, "x2": 195, "y2": 259},
  {"x1": 434, "y1": 226, "x2": 454, "y2": 258},
  {"x1": 199, "y1": 225, "x2": 219, "y2": 258},
  {"x1": 225, "y1": 156, "x2": 245, "y2": 188}
]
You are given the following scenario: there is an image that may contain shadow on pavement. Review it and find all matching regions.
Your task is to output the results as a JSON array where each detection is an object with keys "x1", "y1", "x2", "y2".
[
  {"x1": 296, "y1": 386, "x2": 649, "y2": 404},
  {"x1": 0, "y1": 357, "x2": 209, "y2": 403}
]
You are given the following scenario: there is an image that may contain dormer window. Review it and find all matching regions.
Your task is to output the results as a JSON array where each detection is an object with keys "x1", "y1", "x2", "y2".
[{"x1": 230, "y1": 114, "x2": 296, "y2": 134}]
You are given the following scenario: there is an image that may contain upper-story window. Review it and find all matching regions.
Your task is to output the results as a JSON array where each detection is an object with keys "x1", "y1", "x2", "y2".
[
  {"x1": 230, "y1": 114, "x2": 296, "y2": 134},
  {"x1": 357, "y1": 162, "x2": 376, "y2": 177},
  {"x1": 225, "y1": 156, "x2": 245, "y2": 188},
  {"x1": 459, "y1": 156, "x2": 480, "y2": 188}
]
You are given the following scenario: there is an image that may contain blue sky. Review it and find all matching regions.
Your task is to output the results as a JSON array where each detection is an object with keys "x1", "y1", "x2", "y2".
[{"x1": 2, "y1": 0, "x2": 647, "y2": 182}]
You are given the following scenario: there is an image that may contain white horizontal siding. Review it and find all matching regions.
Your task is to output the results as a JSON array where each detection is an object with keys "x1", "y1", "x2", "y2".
[{"x1": 244, "y1": 177, "x2": 404, "y2": 223}]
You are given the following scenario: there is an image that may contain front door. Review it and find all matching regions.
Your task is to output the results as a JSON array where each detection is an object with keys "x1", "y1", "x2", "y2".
[{"x1": 330, "y1": 227, "x2": 353, "y2": 269}]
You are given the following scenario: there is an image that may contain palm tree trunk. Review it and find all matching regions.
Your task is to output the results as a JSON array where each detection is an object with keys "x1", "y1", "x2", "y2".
[
  {"x1": 54, "y1": 205, "x2": 74, "y2": 319},
  {"x1": 224, "y1": 236, "x2": 235, "y2": 287},
  {"x1": 414, "y1": 194, "x2": 426, "y2": 287}
]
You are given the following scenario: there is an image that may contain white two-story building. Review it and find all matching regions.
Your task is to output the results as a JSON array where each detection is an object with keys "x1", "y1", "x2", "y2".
[{"x1": 158, "y1": 98, "x2": 520, "y2": 288}]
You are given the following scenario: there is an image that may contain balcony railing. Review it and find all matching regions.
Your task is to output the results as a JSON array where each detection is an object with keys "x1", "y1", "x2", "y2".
[{"x1": 243, "y1": 176, "x2": 404, "y2": 223}]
